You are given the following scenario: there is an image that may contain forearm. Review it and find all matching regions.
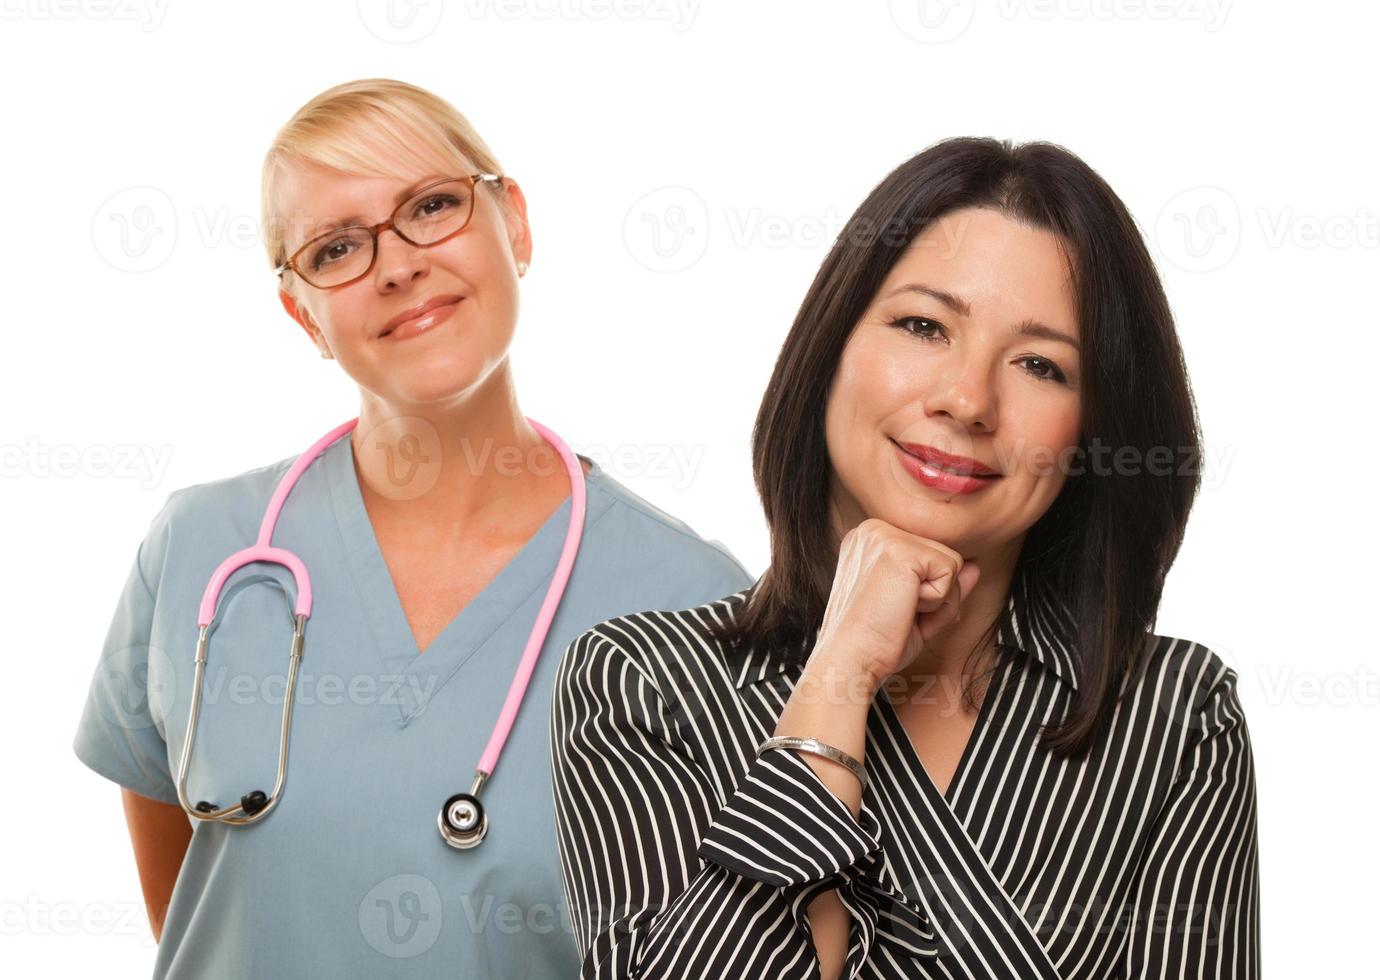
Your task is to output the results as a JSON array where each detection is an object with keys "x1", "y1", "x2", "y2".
[
  {"x1": 120, "y1": 788, "x2": 191, "y2": 941},
  {"x1": 771, "y1": 649, "x2": 877, "y2": 819},
  {"x1": 771, "y1": 649, "x2": 878, "y2": 979}
]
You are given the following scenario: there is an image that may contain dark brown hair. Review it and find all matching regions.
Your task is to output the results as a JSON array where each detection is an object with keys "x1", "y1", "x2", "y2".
[{"x1": 709, "y1": 137, "x2": 1203, "y2": 758}]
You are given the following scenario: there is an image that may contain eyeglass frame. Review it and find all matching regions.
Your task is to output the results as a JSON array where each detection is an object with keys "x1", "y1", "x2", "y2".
[{"x1": 274, "y1": 173, "x2": 505, "y2": 290}]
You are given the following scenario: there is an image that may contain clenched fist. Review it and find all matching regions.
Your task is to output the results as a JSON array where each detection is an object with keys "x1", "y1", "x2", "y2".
[{"x1": 813, "y1": 517, "x2": 982, "y2": 691}]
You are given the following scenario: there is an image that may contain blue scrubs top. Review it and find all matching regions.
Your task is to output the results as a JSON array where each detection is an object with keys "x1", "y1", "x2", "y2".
[{"x1": 73, "y1": 429, "x2": 754, "y2": 979}]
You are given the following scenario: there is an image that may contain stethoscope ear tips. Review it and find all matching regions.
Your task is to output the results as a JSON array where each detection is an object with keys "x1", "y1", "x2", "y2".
[
  {"x1": 438, "y1": 792, "x2": 488, "y2": 849},
  {"x1": 193, "y1": 791, "x2": 270, "y2": 818}
]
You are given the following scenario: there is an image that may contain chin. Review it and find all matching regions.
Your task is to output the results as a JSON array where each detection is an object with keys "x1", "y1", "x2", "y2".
[
  {"x1": 388, "y1": 358, "x2": 488, "y2": 401},
  {"x1": 882, "y1": 501, "x2": 976, "y2": 548}
]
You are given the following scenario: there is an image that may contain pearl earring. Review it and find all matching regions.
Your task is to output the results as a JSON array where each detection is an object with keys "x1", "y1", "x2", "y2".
[{"x1": 516, "y1": 260, "x2": 529, "y2": 277}]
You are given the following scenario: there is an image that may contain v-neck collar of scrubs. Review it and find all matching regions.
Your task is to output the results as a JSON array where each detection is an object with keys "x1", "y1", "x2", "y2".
[{"x1": 323, "y1": 430, "x2": 595, "y2": 727}]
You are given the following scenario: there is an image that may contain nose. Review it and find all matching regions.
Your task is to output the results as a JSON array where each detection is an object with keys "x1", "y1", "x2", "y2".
[
  {"x1": 926, "y1": 353, "x2": 995, "y2": 432},
  {"x1": 374, "y1": 225, "x2": 429, "y2": 289}
]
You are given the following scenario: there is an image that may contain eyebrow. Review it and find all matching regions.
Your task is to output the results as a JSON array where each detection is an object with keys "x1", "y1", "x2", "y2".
[
  {"x1": 883, "y1": 282, "x2": 1082, "y2": 352},
  {"x1": 298, "y1": 175, "x2": 449, "y2": 244}
]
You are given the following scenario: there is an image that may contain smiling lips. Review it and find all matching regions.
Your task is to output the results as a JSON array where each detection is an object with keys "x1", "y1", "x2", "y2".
[
  {"x1": 893, "y1": 439, "x2": 1001, "y2": 494},
  {"x1": 379, "y1": 295, "x2": 463, "y2": 341}
]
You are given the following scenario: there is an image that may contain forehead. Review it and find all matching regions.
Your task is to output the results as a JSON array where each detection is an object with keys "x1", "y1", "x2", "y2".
[
  {"x1": 885, "y1": 206, "x2": 1079, "y2": 331},
  {"x1": 276, "y1": 160, "x2": 469, "y2": 250}
]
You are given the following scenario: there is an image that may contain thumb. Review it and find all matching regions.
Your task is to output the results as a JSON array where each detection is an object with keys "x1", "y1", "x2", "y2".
[{"x1": 953, "y1": 562, "x2": 981, "y2": 619}]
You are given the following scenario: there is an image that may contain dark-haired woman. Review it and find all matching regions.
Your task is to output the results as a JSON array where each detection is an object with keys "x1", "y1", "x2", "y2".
[{"x1": 551, "y1": 137, "x2": 1259, "y2": 979}]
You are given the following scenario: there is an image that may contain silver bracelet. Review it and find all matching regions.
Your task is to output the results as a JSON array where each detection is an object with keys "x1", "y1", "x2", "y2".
[{"x1": 757, "y1": 736, "x2": 868, "y2": 794}]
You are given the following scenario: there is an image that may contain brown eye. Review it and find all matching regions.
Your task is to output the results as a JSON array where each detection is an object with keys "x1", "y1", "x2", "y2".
[
  {"x1": 413, "y1": 193, "x2": 463, "y2": 219},
  {"x1": 887, "y1": 316, "x2": 946, "y2": 340},
  {"x1": 1020, "y1": 356, "x2": 1068, "y2": 384},
  {"x1": 311, "y1": 237, "x2": 357, "y2": 271}
]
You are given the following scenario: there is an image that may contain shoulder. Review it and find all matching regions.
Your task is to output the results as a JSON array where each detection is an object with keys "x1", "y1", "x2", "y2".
[
  {"x1": 582, "y1": 462, "x2": 753, "y2": 585},
  {"x1": 1137, "y1": 634, "x2": 1241, "y2": 696},
  {"x1": 133, "y1": 449, "x2": 303, "y2": 580},
  {"x1": 159, "y1": 449, "x2": 299, "y2": 523},
  {"x1": 558, "y1": 584, "x2": 757, "y2": 692},
  {"x1": 1131, "y1": 633, "x2": 1251, "y2": 742}
]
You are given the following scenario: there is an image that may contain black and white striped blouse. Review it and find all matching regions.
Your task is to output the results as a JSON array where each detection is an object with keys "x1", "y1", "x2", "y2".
[{"x1": 550, "y1": 581, "x2": 1259, "y2": 979}]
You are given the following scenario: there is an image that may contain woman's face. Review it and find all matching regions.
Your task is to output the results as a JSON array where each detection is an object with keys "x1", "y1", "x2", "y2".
[
  {"x1": 276, "y1": 159, "x2": 532, "y2": 407},
  {"x1": 824, "y1": 206, "x2": 1083, "y2": 559}
]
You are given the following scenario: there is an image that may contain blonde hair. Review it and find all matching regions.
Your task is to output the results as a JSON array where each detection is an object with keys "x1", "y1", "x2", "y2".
[{"x1": 260, "y1": 78, "x2": 505, "y2": 288}]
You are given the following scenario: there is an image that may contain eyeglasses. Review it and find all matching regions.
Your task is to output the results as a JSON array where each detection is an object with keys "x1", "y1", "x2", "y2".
[{"x1": 275, "y1": 174, "x2": 503, "y2": 290}]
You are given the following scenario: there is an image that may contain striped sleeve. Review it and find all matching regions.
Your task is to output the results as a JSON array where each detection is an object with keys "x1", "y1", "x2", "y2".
[
  {"x1": 550, "y1": 628, "x2": 884, "y2": 979},
  {"x1": 1125, "y1": 657, "x2": 1260, "y2": 978},
  {"x1": 696, "y1": 746, "x2": 883, "y2": 884}
]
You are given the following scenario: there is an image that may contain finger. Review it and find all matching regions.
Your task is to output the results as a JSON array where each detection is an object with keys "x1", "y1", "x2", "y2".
[
  {"x1": 916, "y1": 596, "x2": 958, "y2": 643},
  {"x1": 915, "y1": 560, "x2": 980, "y2": 642},
  {"x1": 936, "y1": 562, "x2": 981, "y2": 623},
  {"x1": 954, "y1": 562, "x2": 981, "y2": 609},
  {"x1": 912, "y1": 551, "x2": 962, "y2": 611}
]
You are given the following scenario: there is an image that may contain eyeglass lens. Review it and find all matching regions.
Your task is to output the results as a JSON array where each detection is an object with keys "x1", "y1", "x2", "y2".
[{"x1": 296, "y1": 178, "x2": 477, "y2": 287}]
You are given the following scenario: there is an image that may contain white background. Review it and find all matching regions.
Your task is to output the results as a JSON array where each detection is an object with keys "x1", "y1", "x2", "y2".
[{"x1": 3, "y1": 1, "x2": 1376, "y2": 975}]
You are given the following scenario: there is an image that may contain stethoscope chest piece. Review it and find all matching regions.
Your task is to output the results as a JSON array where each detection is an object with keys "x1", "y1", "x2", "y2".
[{"x1": 438, "y1": 772, "x2": 489, "y2": 849}]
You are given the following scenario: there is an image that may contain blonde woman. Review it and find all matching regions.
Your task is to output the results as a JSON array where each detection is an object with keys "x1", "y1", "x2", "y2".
[{"x1": 73, "y1": 78, "x2": 752, "y2": 979}]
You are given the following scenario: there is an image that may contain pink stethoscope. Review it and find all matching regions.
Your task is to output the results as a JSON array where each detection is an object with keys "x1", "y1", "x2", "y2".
[{"x1": 174, "y1": 416, "x2": 586, "y2": 849}]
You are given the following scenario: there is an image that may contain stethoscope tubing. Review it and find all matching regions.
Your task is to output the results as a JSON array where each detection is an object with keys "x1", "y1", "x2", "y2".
[{"x1": 175, "y1": 417, "x2": 586, "y2": 845}]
